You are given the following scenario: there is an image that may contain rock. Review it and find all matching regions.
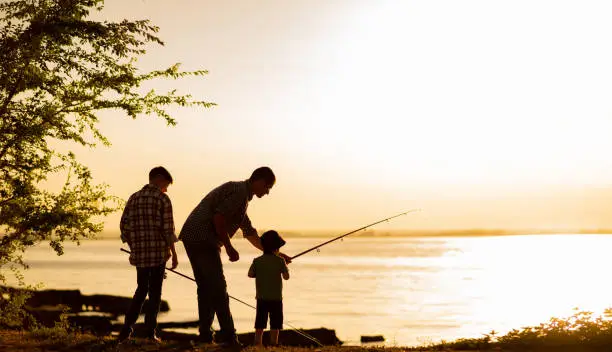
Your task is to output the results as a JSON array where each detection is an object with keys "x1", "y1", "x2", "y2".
[
  {"x1": 110, "y1": 320, "x2": 200, "y2": 333},
  {"x1": 1, "y1": 285, "x2": 169, "y2": 335},
  {"x1": 26, "y1": 306, "x2": 65, "y2": 327},
  {"x1": 81, "y1": 294, "x2": 169, "y2": 315},
  {"x1": 156, "y1": 320, "x2": 200, "y2": 329},
  {"x1": 2, "y1": 286, "x2": 342, "y2": 346},
  {"x1": 68, "y1": 315, "x2": 114, "y2": 336},
  {"x1": 361, "y1": 335, "x2": 385, "y2": 343},
  {"x1": 26, "y1": 289, "x2": 83, "y2": 312},
  {"x1": 118, "y1": 324, "x2": 342, "y2": 346},
  {"x1": 237, "y1": 328, "x2": 342, "y2": 347},
  {"x1": 26, "y1": 306, "x2": 114, "y2": 336},
  {"x1": 1, "y1": 286, "x2": 169, "y2": 315}
]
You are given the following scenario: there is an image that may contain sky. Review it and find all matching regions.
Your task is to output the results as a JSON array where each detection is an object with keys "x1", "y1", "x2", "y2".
[{"x1": 68, "y1": 0, "x2": 612, "y2": 234}]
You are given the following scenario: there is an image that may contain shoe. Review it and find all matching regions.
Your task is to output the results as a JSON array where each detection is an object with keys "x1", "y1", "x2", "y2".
[
  {"x1": 198, "y1": 335, "x2": 215, "y2": 344},
  {"x1": 146, "y1": 333, "x2": 162, "y2": 343},
  {"x1": 191, "y1": 334, "x2": 215, "y2": 347},
  {"x1": 218, "y1": 336, "x2": 243, "y2": 350},
  {"x1": 197, "y1": 327, "x2": 215, "y2": 344},
  {"x1": 117, "y1": 328, "x2": 133, "y2": 343}
]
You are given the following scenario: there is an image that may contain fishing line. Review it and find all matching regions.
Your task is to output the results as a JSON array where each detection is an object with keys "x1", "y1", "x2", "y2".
[
  {"x1": 119, "y1": 248, "x2": 323, "y2": 347},
  {"x1": 290, "y1": 209, "x2": 422, "y2": 260}
]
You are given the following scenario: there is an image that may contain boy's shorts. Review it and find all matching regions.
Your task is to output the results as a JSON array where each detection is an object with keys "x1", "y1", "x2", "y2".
[{"x1": 255, "y1": 299, "x2": 283, "y2": 329}]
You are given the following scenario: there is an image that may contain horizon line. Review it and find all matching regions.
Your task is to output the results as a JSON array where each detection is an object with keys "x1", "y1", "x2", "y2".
[{"x1": 91, "y1": 228, "x2": 612, "y2": 239}]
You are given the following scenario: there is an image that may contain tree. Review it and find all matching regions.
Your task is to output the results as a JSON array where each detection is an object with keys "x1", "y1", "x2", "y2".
[{"x1": 0, "y1": 0, "x2": 214, "y2": 324}]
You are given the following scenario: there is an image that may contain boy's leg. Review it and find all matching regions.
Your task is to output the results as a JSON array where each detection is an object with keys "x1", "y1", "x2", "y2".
[
  {"x1": 254, "y1": 329, "x2": 264, "y2": 346},
  {"x1": 143, "y1": 264, "x2": 165, "y2": 338},
  {"x1": 254, "y1": 300, "x2": 269, "y2": 346},
  {"x1": 184, "y1": 242, "x2": 215, "y2": 343},
  {"x1": 268, "y1": 301, "x2": 283, "y2": 345},
  {"x1": 119, "y1": 267, "x2": 151, "y2": 340},
  {"x1": 270, "y1": 330, "x2": 280, "y2": 346}
]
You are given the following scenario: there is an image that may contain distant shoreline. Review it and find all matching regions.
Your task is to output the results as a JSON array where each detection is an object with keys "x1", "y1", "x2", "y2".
[{"x1": 92, "y1": 229, "x2": 612, "y2": 239}]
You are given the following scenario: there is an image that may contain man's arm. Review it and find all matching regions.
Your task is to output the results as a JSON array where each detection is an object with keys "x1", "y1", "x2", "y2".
[
  {"x1": 240, "y1": 215, "x2": 292, "y2": 263},
  {"x1": 246, "y1": 234, "x2": 263, "y2": 251},
  {"x1": 282, "y1": 260, "x2": 290, "y2": 280},
  {"x1": 240, "y1": 214, "x2": 263, "y2": 251},
  {"x1": 212, "y1": 188, "x2": 246, "y2": 259},
  {"x1": 213, "y1": 213, "x2": 232, "y2": 248},
  {"x1": 213, "y1": 213, "x2": 239, "y2": 261}
]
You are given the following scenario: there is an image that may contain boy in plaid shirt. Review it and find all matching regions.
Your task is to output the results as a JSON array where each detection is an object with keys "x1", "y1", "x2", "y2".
[{"x1": 118, "y1": 166, "x2": 179, "y2": 342}]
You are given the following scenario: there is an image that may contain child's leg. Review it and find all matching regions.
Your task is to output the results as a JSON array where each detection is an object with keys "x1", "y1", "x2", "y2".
[
  {"x1": 254, "y1": 329, "x2": 264, "y2": 346},
  {"x1": 144, "y1": 264, "x2": 166, "y2": 338},
  {"x1": 269, "y1": 300, "x2": 283, "y2": 345},
  {"x1": 119, "y1": 267, "x2": 152, "y2": 340},
  {"x1": 254, "y1": 300, "x2": 269, "y2": 346},
  {"x1": 270, "y1": 329, "x2": 280, "y2": 345}
]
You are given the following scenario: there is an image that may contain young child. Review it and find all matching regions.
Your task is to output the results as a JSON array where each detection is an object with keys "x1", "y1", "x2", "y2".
[{"x1": 248, "y1": 230, "x2": 290, "y2": 346}]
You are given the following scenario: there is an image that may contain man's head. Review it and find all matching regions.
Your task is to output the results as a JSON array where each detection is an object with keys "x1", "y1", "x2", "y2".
[
  {"x1": 249, "y1": 166, "x2": 275, "y2": 198},
  {"x1": 260, "y1": 230, "x2": 286, "y2": 254},
  {"x1": 149, "y1": 166, "x2": 173, "y2": 192}
]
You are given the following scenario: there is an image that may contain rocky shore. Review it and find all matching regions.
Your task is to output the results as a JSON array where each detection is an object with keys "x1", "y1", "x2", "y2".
[{"x1": 1, "y1": 286, "x2": 343, "y2": 346}]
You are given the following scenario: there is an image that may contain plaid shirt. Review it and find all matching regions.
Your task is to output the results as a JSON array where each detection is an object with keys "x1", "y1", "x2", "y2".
[
  {"x1": 179, "y1": 180, "x2": 258, "y2": 247},
  {"x1": 120, "y1": 184, "x2": 178, "y2": 268}
]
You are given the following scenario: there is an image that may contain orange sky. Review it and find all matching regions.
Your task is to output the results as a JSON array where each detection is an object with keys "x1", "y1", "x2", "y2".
[{"x1": 65, "y1": 0, "x2": 612, "y2": 235}]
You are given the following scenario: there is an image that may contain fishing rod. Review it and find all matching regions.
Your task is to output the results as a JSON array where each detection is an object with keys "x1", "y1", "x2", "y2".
[
  {"x1": 119, "y1": 248, "x2": 323, "y2": 347},
  {"x1": 290, "y1": 209, "x2": 421, "y2": 260}
]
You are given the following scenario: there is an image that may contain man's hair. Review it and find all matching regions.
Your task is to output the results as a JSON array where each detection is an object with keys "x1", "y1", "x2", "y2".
[
  {"x1": 249, "y1": 166, "x2": 275, "y2": 186},
  {"x1": 149, "y1": 166, "x2": 173, "y2": 183}
]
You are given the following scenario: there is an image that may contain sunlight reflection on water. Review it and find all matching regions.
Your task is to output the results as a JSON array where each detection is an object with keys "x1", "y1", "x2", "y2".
[{"x1": 11, "y1": 234, "x2": 612, "y2": 346}]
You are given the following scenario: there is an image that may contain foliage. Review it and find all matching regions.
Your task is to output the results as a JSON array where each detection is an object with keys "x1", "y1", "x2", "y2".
[
  {"x1": 0, "y1": 0, "x2": 213, "y2": 323},
  {"x1": 497, "y1": 309, "x2": 612, "y2": 349},
  {"x1": 408, "y1": 309, "x2": 612, "y2": 350},
  {"x1": 0, "y1": 284, "x2": 36, "y2": 329}
]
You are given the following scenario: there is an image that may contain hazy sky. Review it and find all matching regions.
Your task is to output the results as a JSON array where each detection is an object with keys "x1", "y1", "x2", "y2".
[{"x1": 70, "y1": 0, "x2": 612, "y2": 234}]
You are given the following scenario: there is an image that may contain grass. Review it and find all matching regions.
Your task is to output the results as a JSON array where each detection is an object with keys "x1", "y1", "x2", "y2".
[{"x1": 3, "y1": 309, "x2": 612, "y2": 351}]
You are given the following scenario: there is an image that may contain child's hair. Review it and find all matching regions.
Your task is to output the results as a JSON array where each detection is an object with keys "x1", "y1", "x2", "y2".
[
  {"x1": 149, "y1": 166, "x2": 173, "y2": 183},
  {"x1": 260, "y1": 230, "x2": 286, "y2": 254}
]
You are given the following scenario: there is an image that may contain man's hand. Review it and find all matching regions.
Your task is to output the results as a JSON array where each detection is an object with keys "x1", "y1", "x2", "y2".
[
  {"x1": 278, "y1": 252, "x2": 292, "y2": 264},
  {"x1": 226, "y1": 245, "x2": 240, "y2": 262}
]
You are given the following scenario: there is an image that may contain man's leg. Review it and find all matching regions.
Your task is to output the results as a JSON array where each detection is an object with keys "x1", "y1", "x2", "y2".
[
  {"x1": 206, "y1": 248, "x2": 237, "y2": 343},
  {"x1": 184, "y1": 242, "x2": 215, "y2": 342},
  {"x1": 119, "y1": 267, "x2": 151, "y2": 340},
  {"x1": 144, "y1": 264, "x2": 165, "y2": 338}
]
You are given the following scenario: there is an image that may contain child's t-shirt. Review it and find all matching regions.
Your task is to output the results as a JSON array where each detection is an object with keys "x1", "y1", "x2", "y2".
[{"x1": 248, "y1": 254, "x2": 289, "y2": 301}]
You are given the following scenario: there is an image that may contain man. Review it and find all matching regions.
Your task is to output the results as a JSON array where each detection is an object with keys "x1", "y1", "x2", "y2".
[
  {"x1": 180, "y1": 166, "x2": 291, "y2": 347},
  {"x1": 118, "y1": 166, "x2": 179, "y2": 342}
]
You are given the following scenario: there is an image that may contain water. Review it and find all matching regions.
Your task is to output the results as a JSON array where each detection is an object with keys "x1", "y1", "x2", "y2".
[{"x1": 10, "y1": 234, "x2": 612, "y2": 346}]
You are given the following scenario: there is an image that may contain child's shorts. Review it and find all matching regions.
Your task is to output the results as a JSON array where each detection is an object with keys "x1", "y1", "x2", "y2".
[{"x1": 255, "y1": 299, "x2": 283, "y2": 329}]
